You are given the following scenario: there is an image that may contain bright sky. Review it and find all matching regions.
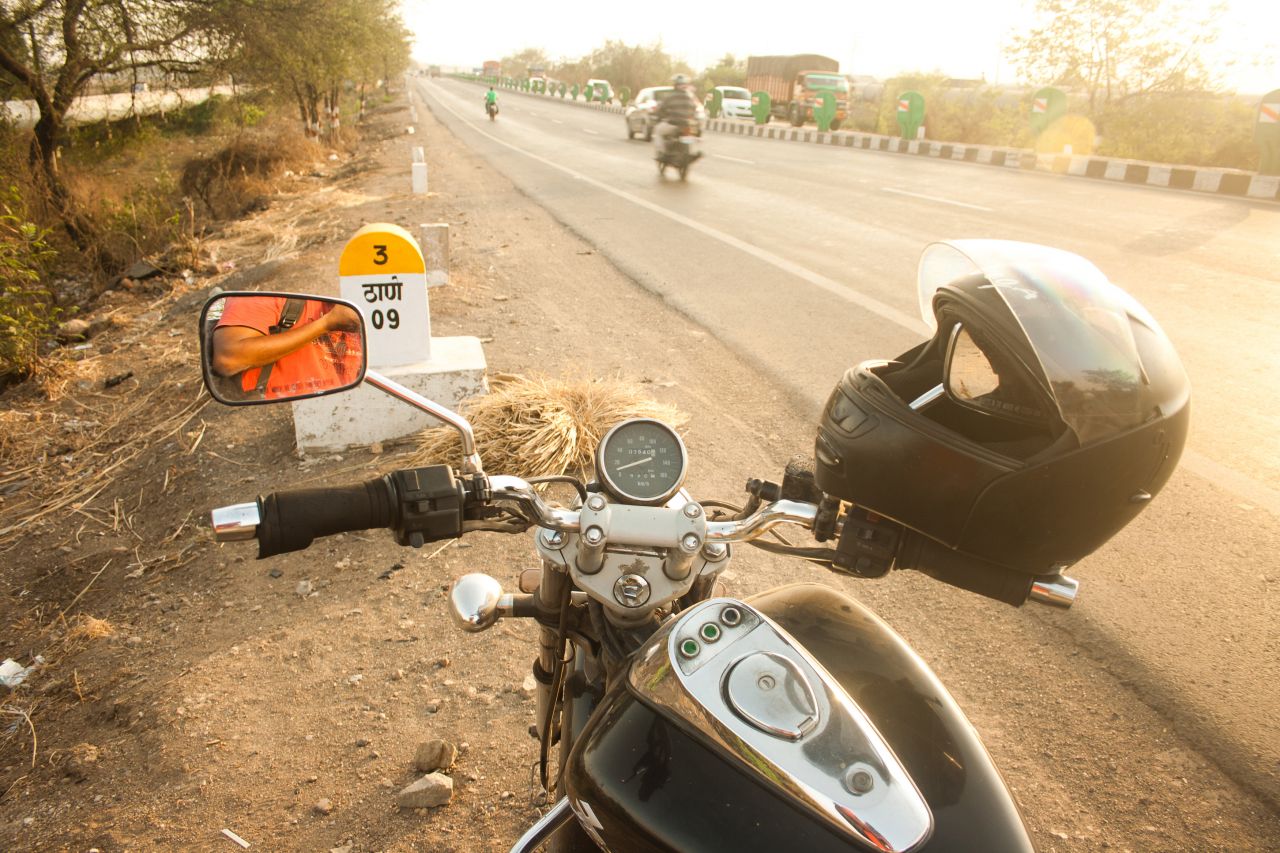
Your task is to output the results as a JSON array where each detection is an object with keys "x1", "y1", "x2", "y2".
[{"x1": 400, "y1": 0, "x2": 1278, "y2": 95}]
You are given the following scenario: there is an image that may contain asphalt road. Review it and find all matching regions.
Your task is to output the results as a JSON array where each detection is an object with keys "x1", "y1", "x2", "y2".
[{"x1": 415, "y1": 78, "x2": 1280, "y2": 808}]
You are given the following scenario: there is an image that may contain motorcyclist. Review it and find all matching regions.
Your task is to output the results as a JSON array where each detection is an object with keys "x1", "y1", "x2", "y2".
[
  {"x1": 653, "y1": 74, "x2": 701, "y2": 158},
  {"x1": 484, "y1": 86, "x2": 498, "y2": 117}
]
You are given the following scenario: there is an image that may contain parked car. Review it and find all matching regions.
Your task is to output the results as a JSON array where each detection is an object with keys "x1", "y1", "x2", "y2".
[
  {"x1": 624, "y1": 86, "x2": 673, "y2": 140},
  {"x1": 710, "y1": 85, "x2": 753, "y2": 119}
]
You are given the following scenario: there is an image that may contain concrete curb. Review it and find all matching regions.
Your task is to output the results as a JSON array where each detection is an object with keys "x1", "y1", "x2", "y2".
[{"x1": 705, "y1": 118, "x2": 1279, "y2": 203}]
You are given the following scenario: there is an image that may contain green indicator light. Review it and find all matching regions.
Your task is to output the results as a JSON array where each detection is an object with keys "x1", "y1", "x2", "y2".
[
  {"x1": 700, "y1": 623, "x2": 721, "y2": 642},
  {"x1": 679, "y1": 639, "x2": 700, "y2": 658}
]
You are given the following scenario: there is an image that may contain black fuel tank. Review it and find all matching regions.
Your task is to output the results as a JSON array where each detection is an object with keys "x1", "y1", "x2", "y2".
[{"x1": 563, "y1": 583, "x2": 1034, "y2": 853}]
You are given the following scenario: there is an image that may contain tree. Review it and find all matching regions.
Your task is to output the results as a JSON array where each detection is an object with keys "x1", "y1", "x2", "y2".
[
  {"x1": 222, "y1": 0, "x2": 409, "y2": 140},
  {"x1": 1007, "y1": 0, "x2": 1224, "y2": 113},
  {"x1": 0, "y1": 1, "x2": 225, "y2": 270},
  {"x1": 698, "y1": 53, "x2": 746, "y2": 92},
  {"x1": 582, "y1": 41, "x2": 689, "y2": 98},
  {"x1": 501, "y1": 47, "x2": 550, "y2": 79}
]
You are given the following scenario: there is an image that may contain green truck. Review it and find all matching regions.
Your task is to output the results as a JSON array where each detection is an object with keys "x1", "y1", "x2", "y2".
[{"x1": 745, "y1": 54, "x2": 851, "y2": 129}]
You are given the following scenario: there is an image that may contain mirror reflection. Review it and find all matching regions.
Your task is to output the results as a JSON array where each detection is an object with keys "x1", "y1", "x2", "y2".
[
  {"x1": 946, "y1": 325, "x2": 1000, "y2": 403},
  {"x1": 201, "y1": 293, "x2": 366, "y2": 404}
]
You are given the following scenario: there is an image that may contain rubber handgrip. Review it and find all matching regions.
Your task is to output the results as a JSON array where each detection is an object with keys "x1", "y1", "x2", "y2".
[
  {"x1": 256, "y1": 477, "x2": 395, "y2": 558},
  {"x1": 897, "y1": 530, "x2": 1033, "y2": 607}
]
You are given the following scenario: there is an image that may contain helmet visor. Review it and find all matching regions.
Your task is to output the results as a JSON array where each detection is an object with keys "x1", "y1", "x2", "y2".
[{"x1": 919, "y1": 240, "x2": 1183, "y2": 445}]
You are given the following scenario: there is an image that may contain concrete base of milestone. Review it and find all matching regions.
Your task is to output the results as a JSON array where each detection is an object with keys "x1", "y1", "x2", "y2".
[{"x1": 291, "y1": 336, "x2": 488, "y2": 453}]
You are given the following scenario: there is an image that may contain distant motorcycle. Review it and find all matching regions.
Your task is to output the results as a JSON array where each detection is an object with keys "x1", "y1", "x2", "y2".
[
  {"x1": 486, "y1": 100, "x2": 498, "y2": 121},
  {"x1": 657, "y1": 119, "x2": 701, "y2": 180}
]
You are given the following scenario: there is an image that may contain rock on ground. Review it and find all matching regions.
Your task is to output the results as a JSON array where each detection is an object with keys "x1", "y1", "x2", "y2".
[
  {"x1": 413, "y1": 739, "x2": 457, "y2": 773},
  {"x1": 397, "y1": 772, "x2": 453, "y2": 809}
]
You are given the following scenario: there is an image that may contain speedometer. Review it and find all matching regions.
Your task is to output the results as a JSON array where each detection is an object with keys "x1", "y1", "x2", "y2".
[{"x1": 596, "y1": 419, "x2": 688, "y2": 505}]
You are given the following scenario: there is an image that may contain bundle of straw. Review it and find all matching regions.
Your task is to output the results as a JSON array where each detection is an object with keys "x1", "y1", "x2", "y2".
[{"x1": 408, "y1": 374, "x2": 685, "y2": 480}]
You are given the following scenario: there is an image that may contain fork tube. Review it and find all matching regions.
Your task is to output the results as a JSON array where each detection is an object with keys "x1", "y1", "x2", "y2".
[{"x1": 533, "y1": 558, "x2": 570, "y2": 740}]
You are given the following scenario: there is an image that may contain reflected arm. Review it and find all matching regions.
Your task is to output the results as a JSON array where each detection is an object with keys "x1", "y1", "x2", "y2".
[{"x1": 211, "y1": 319, "x2": 337, "y2": 377}]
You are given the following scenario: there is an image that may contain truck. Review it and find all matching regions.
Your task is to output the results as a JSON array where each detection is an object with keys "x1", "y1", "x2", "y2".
[
  {"x1": 482, "y1": 60, "x2": 501, "y2": 81},
  {"x1": 745, "y1": 54, "x2": 851, "y2": 129}
]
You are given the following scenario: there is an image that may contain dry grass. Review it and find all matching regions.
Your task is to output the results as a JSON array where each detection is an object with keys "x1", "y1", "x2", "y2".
[
  {"x1": 0, "y1": 376, "x2": 209, "y2": 550},
  {"x1": 180, "y1": 133, "x2": 314, "y2": 219},
  {"x1": 64, "y1": 614, "x2": 114, "y2": 642},
  {"x1": 408, "y1": 374, "x2": 685, "y2": 480}
]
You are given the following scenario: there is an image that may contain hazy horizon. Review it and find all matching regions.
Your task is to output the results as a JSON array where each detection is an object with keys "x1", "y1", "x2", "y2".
[{"x1": 401, "y1": 0, "x2": 1279, "y2": 95}]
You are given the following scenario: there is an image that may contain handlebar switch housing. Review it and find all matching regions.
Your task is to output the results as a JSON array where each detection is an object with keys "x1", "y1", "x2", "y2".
[
  {"x1": 387, "y1": 465, "x2": 465, "y2": 548},
  {"x1": 832, "y1": 506, "x2": 901, "y2": 578}
]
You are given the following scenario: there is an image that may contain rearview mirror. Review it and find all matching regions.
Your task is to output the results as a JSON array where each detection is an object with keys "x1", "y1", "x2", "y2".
[{"x1": 199, "y1": 292, "x2": 366, "y2": 405}]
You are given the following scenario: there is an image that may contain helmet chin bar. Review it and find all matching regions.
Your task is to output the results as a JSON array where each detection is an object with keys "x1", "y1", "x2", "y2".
[{"x1": 830, "y1": 505, "x2": 1077, "y2": 609}]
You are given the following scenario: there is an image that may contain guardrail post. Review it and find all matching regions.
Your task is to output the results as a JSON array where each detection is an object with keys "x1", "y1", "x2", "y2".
[
  {"x1": 411, "y1": 146, "x2": 428, "y2": 194},
  {"x1": 421, "y1": 223, "x2": 449, "y2": 286}
]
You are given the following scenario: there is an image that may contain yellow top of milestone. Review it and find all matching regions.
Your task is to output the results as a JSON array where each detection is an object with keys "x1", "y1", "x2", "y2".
[{"x1": 339, "y1": 223, "x2": 425, "y2": 276}]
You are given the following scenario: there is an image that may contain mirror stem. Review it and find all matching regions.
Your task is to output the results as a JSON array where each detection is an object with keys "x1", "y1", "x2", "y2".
[{"x1": 364, "y1": 370, "x2": 484, "y2": 475}]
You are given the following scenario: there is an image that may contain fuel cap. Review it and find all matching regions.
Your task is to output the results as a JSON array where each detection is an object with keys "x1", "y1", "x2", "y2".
[{"x1": 723, "y1": 651, "x2": 818, "y2": 740}]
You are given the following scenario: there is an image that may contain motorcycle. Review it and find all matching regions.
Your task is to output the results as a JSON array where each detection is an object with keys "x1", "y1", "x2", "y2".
[
  {"x1": 656, "y1": 119, "x2": 701, "y2": 181},
  {"x1": 199, "y1": 240, "x2": 1187, "y2": 852},
  {"x1": 486, "y1": 99, "x2": 499, "y2": 121}
]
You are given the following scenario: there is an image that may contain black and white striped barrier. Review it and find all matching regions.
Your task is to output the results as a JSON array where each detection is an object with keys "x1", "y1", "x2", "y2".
[{"x1": 704, "y1": 118, "x2": 1280, "y2": 202}]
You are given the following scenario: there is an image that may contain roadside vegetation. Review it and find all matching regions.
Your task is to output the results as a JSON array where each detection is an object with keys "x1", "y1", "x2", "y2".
[
  {"x1": 499, "y1": 0, "x2": 1263, "y2": 169},
  {"x1": 0, "y1": 0, "x2": 411, "y2": 385}
]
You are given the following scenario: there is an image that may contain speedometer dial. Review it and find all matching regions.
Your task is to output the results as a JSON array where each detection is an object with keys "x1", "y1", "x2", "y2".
[{"x1": 597, "y1": 419, "x2": 688, "y2": 505}]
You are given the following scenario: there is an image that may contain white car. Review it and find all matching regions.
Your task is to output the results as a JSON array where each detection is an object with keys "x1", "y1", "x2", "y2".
[
  {"x1": 711, "y1": 85, "x2": 753, "y2": 119},
  {"x1": 624, "y1": 86, "x2": 673, "y2": 140}
]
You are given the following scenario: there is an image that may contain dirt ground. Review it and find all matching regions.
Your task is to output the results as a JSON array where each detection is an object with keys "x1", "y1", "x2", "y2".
[{"x1": 1, "y1": 93, "x2": 1278, "y2": 853}]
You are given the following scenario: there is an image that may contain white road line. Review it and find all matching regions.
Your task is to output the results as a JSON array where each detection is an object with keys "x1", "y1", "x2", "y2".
[
  {"x1": 420, "y1": 79, "x2": 1280, "y2": 514},
  {"x1": 552, "y1": 119, "x2": 563, "y2": 124},
  {"x1": 713, "y1": 154, "x2": 756, "y2": 165},
  {"x1": 424, "y1": 82, "x2": 923, "y2": 333},
  {"x1": 582, "y1": 128, "x2": 599, "y2": 135},
  {"x1": 880, "y1": 186, "x2": 993, "y2": 212}
]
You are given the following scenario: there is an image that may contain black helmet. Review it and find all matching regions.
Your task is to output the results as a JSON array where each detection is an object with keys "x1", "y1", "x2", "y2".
[{"x1": 814, "y1": 240, "x2": 1189, "y2": 581}]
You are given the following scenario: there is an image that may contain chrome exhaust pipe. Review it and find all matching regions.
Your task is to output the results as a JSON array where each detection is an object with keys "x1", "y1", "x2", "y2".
[{"x1": 1028, "y1": 574, "x2": 1079, "y2": 609}]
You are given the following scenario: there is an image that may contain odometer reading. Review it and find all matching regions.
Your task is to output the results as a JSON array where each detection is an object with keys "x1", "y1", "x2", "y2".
[{"x1": 598, "y1": 419, "x2": 687, "y2": 504}]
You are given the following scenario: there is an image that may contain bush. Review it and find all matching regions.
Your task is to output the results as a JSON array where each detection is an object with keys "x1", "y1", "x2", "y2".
[
  {"x1": 869, "y1": 75, "x2": 1030, "y2": 146},
  {"x1": 180, "y1": 133, "x2": 309, "y2": 218},
  {"x1": 0, "y1": 186, "x2": 58, "y2": 378},
  {"x1": 1096, "y1": 94, "x2": 1258, "y2": 170}
]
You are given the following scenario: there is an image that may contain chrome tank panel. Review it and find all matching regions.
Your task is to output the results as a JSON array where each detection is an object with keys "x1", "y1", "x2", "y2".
[{"x1": 562, "y1": 583, "x2": 1034, "y2": 852}]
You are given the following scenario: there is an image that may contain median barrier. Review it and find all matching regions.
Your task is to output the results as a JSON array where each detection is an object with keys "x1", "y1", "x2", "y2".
[
  {"x1": 435, "y1": 77, "x2": 1276, "y2": 202},
  {"x1": 702, "y1": 117, "x2": 1278, "y2": 202},
  {"x1": 447, "y1": 76, "x2": 625, "y2": 116}
]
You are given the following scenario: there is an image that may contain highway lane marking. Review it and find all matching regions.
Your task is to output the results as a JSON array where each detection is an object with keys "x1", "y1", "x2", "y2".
[
  {"x1": 422, "y1": 81, "x2": 923, "y2": 332},
  {"x1": 713, "y1": 154, "x2": 756, "y2": 165},
  {"x1": 552, "y1": 119, "x2": 563, "y2": 124},
  {"x1": 880, "y1": 187, "x2": 993, "y2": 211},
  {"x1": 421, "y1": 80, "x2": 1280, "y2": 514},
  {"x1": 582, "y1": 128, "x2": 599, "y2": 135}
]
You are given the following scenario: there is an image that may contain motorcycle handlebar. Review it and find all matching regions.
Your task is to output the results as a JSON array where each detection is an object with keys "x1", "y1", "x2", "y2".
[
  {"x1": 484, "y1": 475, "x2": 818, "y2": 543},
  {"x1": 260, "y1": 478, "x2": 397, "y2": 558}
]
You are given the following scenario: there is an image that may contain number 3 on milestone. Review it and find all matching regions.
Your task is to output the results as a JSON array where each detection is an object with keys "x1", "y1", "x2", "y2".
[{"x1": 338, "y1": 224, "x2": 429, "y2": 368}]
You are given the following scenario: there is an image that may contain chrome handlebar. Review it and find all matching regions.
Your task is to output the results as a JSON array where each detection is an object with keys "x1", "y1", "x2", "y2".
[{"x1": 485, "y1": 475, "x2": 817, "y2": 543}]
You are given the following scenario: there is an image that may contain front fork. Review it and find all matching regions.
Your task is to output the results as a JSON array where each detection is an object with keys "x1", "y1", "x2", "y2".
[{"x1": 532, "y1": 557, "x2": 568, "y2": 746}]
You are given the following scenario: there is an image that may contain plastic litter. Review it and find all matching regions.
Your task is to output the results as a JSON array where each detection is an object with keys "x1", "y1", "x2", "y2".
[
  {"x1": 0, "y1": 656, "x2": 45, "y2": 689},
  {"x1": 220, "y1": 828, "x2": 251, "y2": 848}
]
